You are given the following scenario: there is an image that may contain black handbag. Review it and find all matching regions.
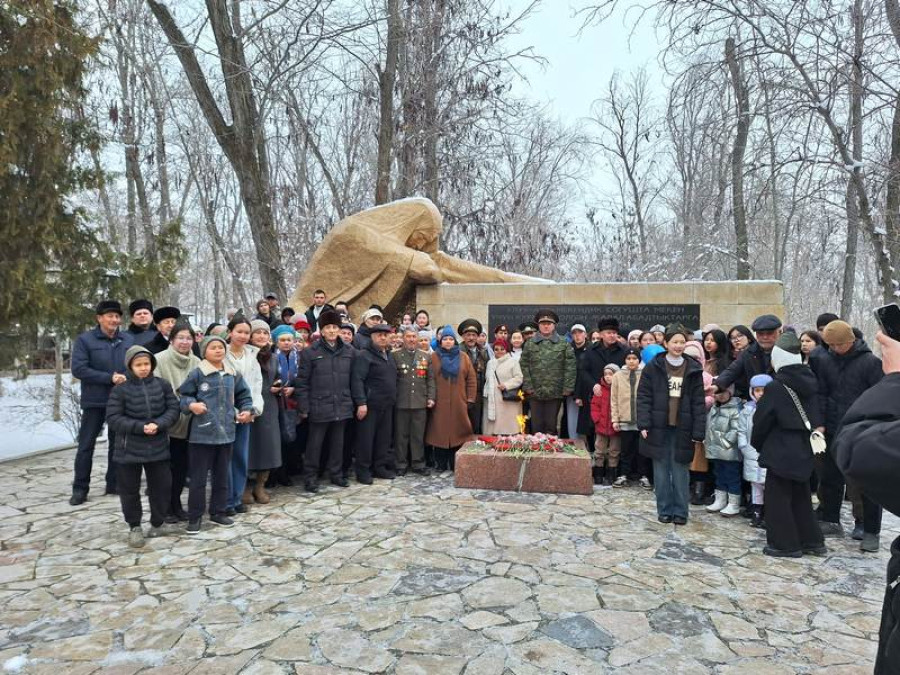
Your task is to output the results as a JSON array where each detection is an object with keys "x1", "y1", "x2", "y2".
[
  {"x1": 497, "y1": 372, "x2": 521, "y2": 401},
  {"x1": 278, "y1": 396, "x2": 298, "y2": 444}
]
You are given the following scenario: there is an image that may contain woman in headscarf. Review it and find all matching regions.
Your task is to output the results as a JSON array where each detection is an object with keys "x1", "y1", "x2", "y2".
[{"x1": 425, "y1": 327, "x2": 476, "y2": 473}]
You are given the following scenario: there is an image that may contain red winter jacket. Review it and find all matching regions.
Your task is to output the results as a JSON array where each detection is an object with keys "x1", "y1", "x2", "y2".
[{"x1": 590, "y1": 379, "x2": 617, "y2": 437}]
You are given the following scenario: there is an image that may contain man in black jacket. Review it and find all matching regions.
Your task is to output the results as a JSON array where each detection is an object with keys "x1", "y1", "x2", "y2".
[
  {"x1": 126, "y1": 299, "x2": 158, "y2": 347},
  {"x1": 576, "y1": 317, "x2": 627, "y2": 410},
  {"x1": 351, "y1": 323, "x2": 398, "y2": 483},
  {"x1": 816, "y1": 320, "x2": 884, "y2": 545},
  {"x1": 304, "y1": 289, "x2": 334, "y2": 331},
  {"x1": 70, "y1": 300, "x2": 134, "y2": 504},
  {"x1": 835, "y1": 330, "x2": 900, "y2": 675},
  {"x1": 714, "y1": 314, "x2": 782, "y2": 398},
  {"x1": 295, "y1": 309, "x2": 355, "y2": 492}
]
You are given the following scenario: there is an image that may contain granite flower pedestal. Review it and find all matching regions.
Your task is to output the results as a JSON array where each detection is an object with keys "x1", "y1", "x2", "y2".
[{"x1": 454, "y1": 438, "x2": 593, "y2": 495}]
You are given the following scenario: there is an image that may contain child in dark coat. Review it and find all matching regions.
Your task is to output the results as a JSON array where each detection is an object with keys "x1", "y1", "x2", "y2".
[
  {"x1": 178, "y1": 335, "x2": 254, "y2": 534},
  {"x1": 105, "y1": 345, "x2": 180, "y2": 547}
]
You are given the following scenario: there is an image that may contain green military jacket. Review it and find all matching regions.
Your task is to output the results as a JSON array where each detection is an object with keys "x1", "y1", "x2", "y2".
[
  {"x1": 520, "y1": 332, "x2": 577, "y2": 401},
  {"x1": 392, "y1": 348, "x2": 437, "y2": 409}
]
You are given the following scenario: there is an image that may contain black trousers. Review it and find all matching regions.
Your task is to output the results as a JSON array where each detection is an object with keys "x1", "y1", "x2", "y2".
[
  {"x1": 434, "y1": 446, "x2": 460, "y2": 471},
  {"x1": 468, "y1": 398, "x2": 483, "y2": 435},
  {"x1": 618, "y1": 430, "x2": 642, "y2": 479},
  {"x1": 117, "y1": 460, "x2": 171, "y2": 528},
  {"x1": 305, "y1": 420, "x2": 346, "y2": 483},
  {"x1": 188, "y1": 443, "x2": 231, "y2": 521},
  {"x1": 73, "y1": 407, "x2": 118, "y2": 493},
  {"x1": 169, "y1": 437, "x2": 189, "y2": 513},
  {"x1": 530, "y1": 398, "x2": 561, "y2": 435},
  {"x1": 395, "y1": 408, "x2": 427, "y2": 470},
  {"x1": 765, "y1": 471, "x2": 823, "y2": 552},
  {"x1": 355, "y1": 406, "x2": 394, "y2": 477},
  {"x1": 818, "y1": 443, "x2": 847, "y2": 523}
]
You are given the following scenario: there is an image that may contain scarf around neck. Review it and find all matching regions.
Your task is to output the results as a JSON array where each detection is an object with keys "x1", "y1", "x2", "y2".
[{"x1": 439, "y1": 344, "x2": 461, "y2": 381}]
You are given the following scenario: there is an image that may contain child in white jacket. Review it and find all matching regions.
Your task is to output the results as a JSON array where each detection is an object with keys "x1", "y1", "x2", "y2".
[{"x1": 738, "y1": 374, "x2": 773, "y2": 528}]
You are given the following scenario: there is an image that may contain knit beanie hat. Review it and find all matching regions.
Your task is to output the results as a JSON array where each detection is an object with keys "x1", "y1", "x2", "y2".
[
  {"x1": 272, "y1": 324, "x2": 294, "y2": 342},
  {"x1": 664, "y1": 323, "x2": 690, "y2": 342},
  {"x1": 822, "y1": 320, "x2": 855, "y2": 346},
  {"x1": 627, "y1": 329, "x2": 642, "y2": 342},
  {"x1": 200, "y1": 335, "x2": 227, "y2": 359},
  {"x1": 250, "y1": 319, "x2": 271, "y2": 336},
  {"x1": 749, "y1": 374, "x2": 773, "y2": 389},
  {"x1": 623, "y1": 348, "x2": 641, "y2": 361},
  {"x1": 493, "y1": 338, "x2": 511, "y2": 352},
  {"x1": 603, "y1": 363, "x2": 621, "y2": 375},
  {"x1": 125, "y1": 345, "x2": 156, "y2": 372},
  {"x1": 771, "y1": 332, "x2": 803, "y2": 372}
]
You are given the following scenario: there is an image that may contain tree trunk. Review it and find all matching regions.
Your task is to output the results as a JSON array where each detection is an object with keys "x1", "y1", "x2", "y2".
[
  {"x1": 842, "y1": 0, "x2": 864, "y2": 319},
  {"x1": 725, "y1": 37, "x2": 751, "y2": 280},
  {"x1": 375, "y1": 0, "x2": 401, "y2": 205},
  {"x1": 147, "y1": 0, "x2": 286, "y2": 300},
  {"x1": 422, "y1": 0, "x2": 445, "y2": 206},
  {"x1": 52, "y1": 335, "x2": 62, "y2": 422},
  {"x1": 884, "y1": 0, "x2": 900, "y2": 273}
]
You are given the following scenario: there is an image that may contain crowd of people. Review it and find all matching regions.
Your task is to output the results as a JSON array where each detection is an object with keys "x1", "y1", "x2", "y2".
[
  {"x1": 64, "y1": 290, "x2": 900, "y2": 673},
  {"x1": 66, "y1": 294, "x2": 886, "y2": 550}
]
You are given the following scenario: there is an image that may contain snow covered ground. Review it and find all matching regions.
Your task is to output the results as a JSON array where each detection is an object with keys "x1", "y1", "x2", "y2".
[{"x1": 0, "y1": 374, "x2": 88, "y2": 461}]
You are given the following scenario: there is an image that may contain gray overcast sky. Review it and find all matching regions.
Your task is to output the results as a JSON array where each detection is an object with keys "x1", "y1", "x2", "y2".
[{"x1": 504, "y1": 1, "x2": 664, "y2": 125}]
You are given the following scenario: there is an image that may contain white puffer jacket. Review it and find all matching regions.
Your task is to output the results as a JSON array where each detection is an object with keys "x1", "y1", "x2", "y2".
[{"x1": 738, "y1": 401, "x2": 765, "y2": 483}]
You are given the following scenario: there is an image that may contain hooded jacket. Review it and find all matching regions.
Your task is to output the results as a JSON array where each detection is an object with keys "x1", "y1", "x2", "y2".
[
  {"x1": 72, "y1": 326, "x2": 134, "y2": 408},
  {"x1": 814, "y1": 339, "x2": 883, "y2": 435},
  {"x1": 105, "y1": 346, "x2": 180, "y2": 464},
  {"x1": 751, "y1": 363, "x2": 822, "y2": 482},
  {"x1": 590, "y1": 377, "x2": 617, "y2": 436},
  {"x1": 704, "y1": 397, "x2": 742, "y2": 461},
  {"x1": 636, "y1": 352, "x2": 707, "y2": 463},
  {"x1": 178, "y1": 359, "x2": 254, "y2": 445},
  {"x1": 738, "y1": 400, "x2": 765, "y2": 483}
]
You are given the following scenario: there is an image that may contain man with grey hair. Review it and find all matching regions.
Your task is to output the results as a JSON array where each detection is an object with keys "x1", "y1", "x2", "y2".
[{"x1": 393, "y1": 325, "x2": 436, "y2": 475}]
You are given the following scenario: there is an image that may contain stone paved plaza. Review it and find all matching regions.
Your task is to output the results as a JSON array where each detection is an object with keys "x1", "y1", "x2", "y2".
[{"x1": 0, "y1": 448, "x2": 895, "y2": 674}]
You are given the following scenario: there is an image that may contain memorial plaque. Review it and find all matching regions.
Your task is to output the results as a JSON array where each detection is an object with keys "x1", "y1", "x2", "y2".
[{"x1": 488, "y1": 304, "x2": 701, "y2": 335}]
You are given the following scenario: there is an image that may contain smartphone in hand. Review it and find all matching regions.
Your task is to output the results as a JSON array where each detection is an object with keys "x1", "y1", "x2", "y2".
[{"x1": 874, "y1": 303, "x2": 900, "y2": 342}]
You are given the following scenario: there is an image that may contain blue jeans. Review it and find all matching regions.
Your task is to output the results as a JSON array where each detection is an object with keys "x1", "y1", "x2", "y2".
[
  {"x1": 713, "y1": 459, "x2": 742, "y2": 494},
  {"x1": 652, "y1": 428, "x2": 690, "y2": 519},
  {"x1": 227, "y1": 423, "x2": 250, "y2": 509}
]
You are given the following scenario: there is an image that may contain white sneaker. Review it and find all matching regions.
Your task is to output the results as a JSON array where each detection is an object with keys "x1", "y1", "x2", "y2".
[
  {"x1": 612, "y1": 475, "x2": 628, "y2": 488},
  {"x1": 706, "y1": 490, "x2": 728, "y2": 512},
  {"x1": 128, "y1": 526, "x2": 145, "y2": 548},
  {"x1": 639, "y1": 476, "x2": 652, "y2": 490},
  {"x1": 720, "y1": 493, "x2": 741, "y2": 517}
]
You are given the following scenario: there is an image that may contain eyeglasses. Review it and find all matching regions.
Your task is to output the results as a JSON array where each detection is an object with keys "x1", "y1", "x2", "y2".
[{"x1": 730, "y1": 335, "x2": 748, "y2": 343}]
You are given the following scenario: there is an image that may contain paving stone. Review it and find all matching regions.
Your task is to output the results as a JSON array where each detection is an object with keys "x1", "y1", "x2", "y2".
[
  {"x1": 539, "y1": 615, "x2": 615, "y2": 649},
  {"x1": 0, "y1": 445, "x2": 892, "y2": 673},
  {"x1": 461, "y1": 576, "x2": 531, "y2": 609}
]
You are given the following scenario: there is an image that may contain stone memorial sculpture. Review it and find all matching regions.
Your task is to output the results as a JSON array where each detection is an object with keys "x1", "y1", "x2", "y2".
[{"x1": 289, "y1": 198, "x2": 541, "y2": 319}]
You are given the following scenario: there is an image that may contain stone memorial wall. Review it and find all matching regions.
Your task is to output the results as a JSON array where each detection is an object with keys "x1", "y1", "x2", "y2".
[{"x1": 416, "y1": 281, "x2": 784, "y2": 333}]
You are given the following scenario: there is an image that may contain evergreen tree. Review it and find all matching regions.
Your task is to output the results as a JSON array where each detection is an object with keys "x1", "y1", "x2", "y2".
[{"x1": 0, "y1": 1, "x2": 100, "y2": 331}]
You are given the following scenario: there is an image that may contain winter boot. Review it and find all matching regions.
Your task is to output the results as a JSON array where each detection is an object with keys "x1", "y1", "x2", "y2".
[
  {"x1": 253, "y1": 471, "x2": 271, "y2": 504},
  {"x1": 604, "y1": 466, "x2": 616, "y2": 486},
  {"x1": 690, "y1": 481, "x2": 706, "y2": 506},
  {"x1": 242, "y1": 483, "x2": 254, "y2": 505},
  {"x1": 750, "y1": 505, "x2": 765, "y2": 528},
  {"x1": 706, "y1": 490, "x2": 728, "y2": 513},
  {"x1": 720, "y1": 493, "x2": 741, "y2": 517},
  {"x1": 592, "y1": 466, "x2": 603, "y2": 485}
]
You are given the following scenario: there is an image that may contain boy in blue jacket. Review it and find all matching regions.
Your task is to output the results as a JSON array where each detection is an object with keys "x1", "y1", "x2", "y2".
[{"x1": 178, "y1": 335, "x2": 254, "y2": 534}]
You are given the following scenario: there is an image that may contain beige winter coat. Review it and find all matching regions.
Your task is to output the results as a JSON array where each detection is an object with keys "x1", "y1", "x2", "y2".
[
  {"x1": 610, "y1": 367, "x2": 642, "y2": 425},
  {"x1": 483, "y1": 354, "x2": 524, "y2": 435}
]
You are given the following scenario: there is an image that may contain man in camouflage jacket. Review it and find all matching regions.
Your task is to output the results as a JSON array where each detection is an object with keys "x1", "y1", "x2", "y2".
[{"x1": 520, "y1": 309, "x2": 576, "y2": 435}]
